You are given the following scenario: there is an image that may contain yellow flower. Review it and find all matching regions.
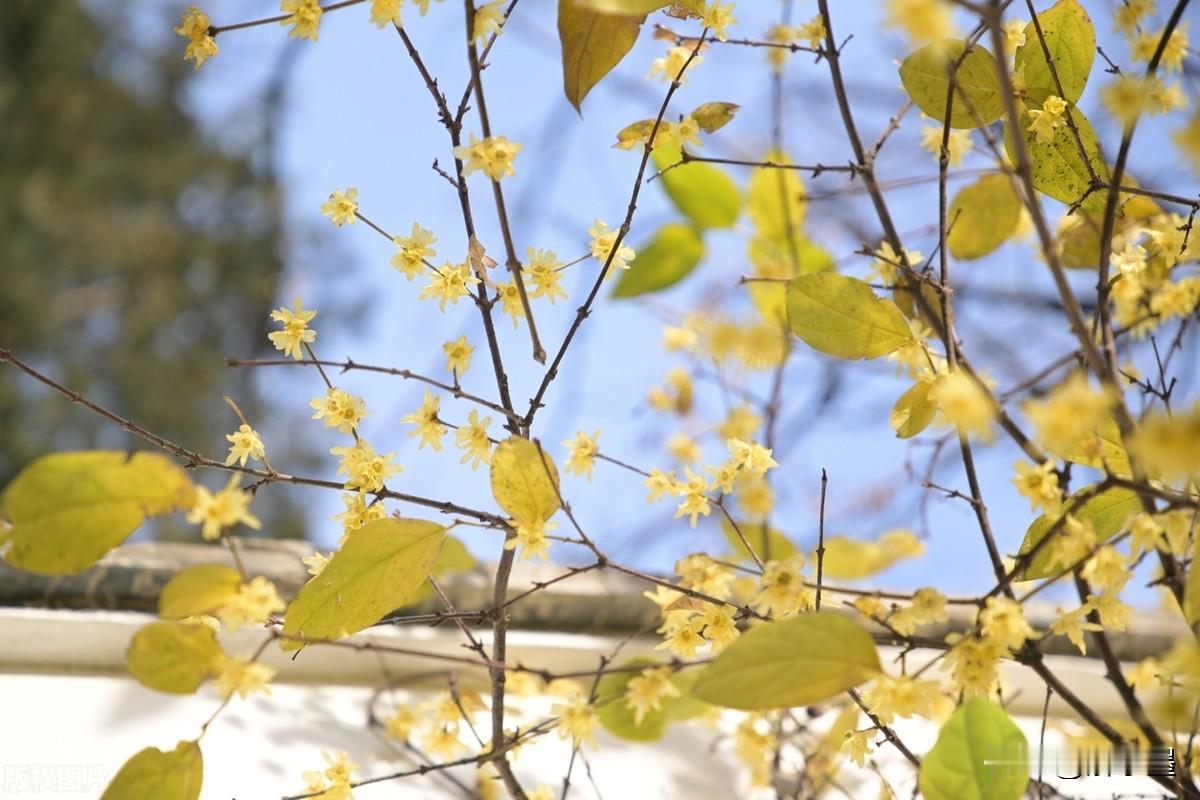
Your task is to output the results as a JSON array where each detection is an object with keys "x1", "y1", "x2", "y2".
[
  {"x1": 369, "y1": 0, "x2": 403, "y2": 28},
  {"x1": 667, "y1": 432, "x2": 702, "y2": 464},
  {"x1": 302, "y1": 550, "x2": 331, "y2": 577},
  {"x1": 1001, "y1": 17, "x2": 1026, "y2": 56},
  {"x1": 623, "y1": 666, "x2": 680, "y2": 725},
  {"x1": 391, "y1": 223, "x2": 437, "y2": 279},
  {"x1": 268, "y1": 298, "x2": 317, "y2": 359},
  {"x1": 1049, "y1": 604, "x2": 1101, "y2": 654},
  {"x1": 588, "y1": 219, "x2": 635, "y2": 272},
  {"x1": 795, "y1": 15, "x2": 826, "y2": 50},
  {"x1": 442, "y1": 335, "x2": 473, "y2": 375},
  {"x1": 1012, "y1": 460, "x2": 1061, "y2": 513},
  {"x1": 911, "y1": 587, "x2": 949, "y2": 625},
  {"x1": 1027, "y1": 95, "x2": 1067, "y2": 144},
  {"x1": 225, "y1": 424, "x2": 266, "y2": 467},
  {"x1": 186, "y1": 475, "x2": 261, "y2": 541},
  {"x1": 701, "y1": 603, "x2": 740, "y2": 650},
  {"x1": 700, "y1": 1, "x2": 736, "y2": 41},
  {"x1": 551, "y1": 695, "x2": 597, "y2": 748},
  {"x1": 494, "y1": 281, "x2": 524, "y2": 328},
  {"x1": 753, "y1": 555, "x2": 813, "y2": 618},
  {"x1": 842, "y1": 730, "x2": 873, "y2": 767},
  {"x1": 471, "y1": 0, "x2": 505, "y2": 44},
  {"x1": 1087, "y1": 591, "x2": 1131, "y2": 630},
  {"x1": 673, "y1": 467, "x2": 712, "y2": 527},
  {"x1": 870, "y1": 241, "x2": 923, "y2": 287},
  {"x1": 402, "y1": 391, "x2": 447, "y2": 451},
  {"x1": 455, "y1": 410, "x2": 492, "y2": 470},
  {"x1": 505, "y1": 516, "x2": 556, "y2": 560},
  {"x1": 675, "y1": 553, "x2": 734, "y2": 597},
  {"x1": 309, "y1": 387, "x2": 368, "y2": 434},
  {"x1": 931, "y1": 369, "x2": 995, "y2": 440},
  {"x1": 764, "y1": 24, "x2": 795, "y2": 72},
  {"x1": 334, "y1": 492, "x2": 387, "y2": 541},
  {"x1": 320, "y1": 187, "x2": 359, "y2": 227},
  {"x1": 384, "y1": 707, "x2": 419, "y2": 741},
  {"x1": 885, "y1": 0, "x2": 954, "y2": 43},
  {"x1": 215, "y1": 657, "x2": 275, "y2": 700},
  {"x1": 331, "y1": 440, "x2": 401, "y2": 493},
  {"x1": 562, "y1": 430, "x2": 600, "y2": 481},
  {"x1": 219, "y1": 576, "x2": 286, "y2": 628},
  {"x1": 1126, "y1": 657, "x2": 1161, "y2": 690},
  {"x1": 1114, "y1": 0, "x2": 1154, "y2": 34},
  {"x1": 422, "y1": 724, "x2": 464, "y2": 759},
  {"x1": 643, "y1": 468, "x2": 679, "y2": 502},
  {"x1": 717, "y1": 406, "x2": 761, "y2": 441},
  {"x1": 980, "y1": 596, "x2": 1038, "y2": 652},
  {"x1": 1175, "y1": 109, "x2": 1200, "y2": 172},
  {"x1": 526, "y1": 248, "x2": 567, "y2": 303},
  {"x1": 1022, "y1": 372, "x2": 1113, "y2": 457},
  {"x1": 727, "y1": 438, "x2": 778, "y2": 476},
  {"x1": 735, "y1": 474, "x2": 774, "y2": 520},
  {"x1": 942, "y1": 632, "x2": 1004, "y2": 698},
  {"x1": 420, "y1": 261, "x2": 481, "y2": 311},
  {"x1": 453, "y1": 134, "x2": 522, "y2": 181},
  {"x1": 1081, "y1": 545, "x2": 1130, "y2": 593},
  {"x1": 1127, "y1": 513, "x2": 1165, "y2": 557},
  {"x1": 648, "y1": 45, "x2": 702, "y2": 83},
  {"x1": 919, "y1": 124, "x2": 973, "y2": 166},
  {"x1": 174, "y1": 6, "x2": 218, "y2": 69},
  {"x1": 656, "y1": 615, "x2": 707, "y2": 657},
  {"x1": 281, "y1": 0, "x2": 323, "y2": 40}
]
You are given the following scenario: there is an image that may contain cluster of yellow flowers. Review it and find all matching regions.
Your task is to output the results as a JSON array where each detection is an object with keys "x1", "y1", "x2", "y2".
[
  {"x1": 186, "y1": 475, "x2": 261, "y2": 541},
  {"x1": 852, "y1": 586, "x2": 949, "y2": 637},
  {"x1": 1105, "y1": 211, "x2": 1200, "y2": 336},
  {"x1": 643, "y1": 438, "x2": 778, "y2": 528},
  {"x1": 453, "y1": 134, "x2": 523, "y2": 182},
  {"x1": 298, "y1": 751, "x2": 357, "y2": 800}
]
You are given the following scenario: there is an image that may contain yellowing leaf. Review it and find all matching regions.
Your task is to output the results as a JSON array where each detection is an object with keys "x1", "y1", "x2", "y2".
[
  {"x1": 747, "y1": 153, "x2": 806, "y2": 238},
  {"x1": 1016, "y1": 486, "x2": 1140, "y2": 580},
  {"x1": 817, "y1": 530, "x2": 925, "y2": 580},
  {"x1": 1014, "y1": 0, "x2": 1095, "y2": 104},
  {"x1": 158, "y1": 564, "x2": 244, "y2": 620},
  {"x1": 613, "y1": 222, "x2": 705, "y2": 298},
  {"x1": 786, "y1": 273, "x2": 913, "y2": 360},
  {"x1": 558, "y1": 0, "x2": 645, "y2": 111},
  {"x1": 891, "y1": 381, "x2": 937, "y2": 439},
  {"x1": 0, "y1": 451, "x2": 194, "y2": 575},
  {"x1": 691, "y1": 612, "x2": 881, "y2": 709},
  {"x1": 719, "y1": 517, "x2": 798, "y2": 562},
  {"x1": 595, "y1": 659, "x2": 707, "y2": 741},
  {"x1": 947, "y1": 175, "x2": 1022, "y2": 260},
  {"x1": 690, "y1": 101, "x2": 739, "y2": 133},
  {"x1": 410, "y1": 533, "x2": 477, "y2": 602},
  {"x1": 125, "y1": 621, "x2": 225, "y2": 695},
  {"x1": 1005, "y1": 103, "x2": 1108, "y2": 213},
  {"x1": 748, "y1": 234, "x2": 835, "y2": 324},
  {"x1": 919, "y1": 698, "x2": 1028, "y2": 800},
  {"x1": 571, "y1": 0, "x2": 669, "y2": 12},
  {"x1": 651, "y1": 145, "x2": 742, "y2": 229},
  {"x1": 1059, "y1": 188, "x2": 1161, "y2": 269},
  {"x1": 899, "y1": 41, "x2": 1005, "y2": 129},
  {"x1": 1057, "y1": 415, "x2": 1132, "y2": 478},
  {"x1": 281, "y1": 518, "x2": 447, "y2": 650},
  {"x1": 490, "y1": 437, "x2": 561, "y2": 524},
  {"x1": 614, "y1": 118, "x2": 660, "y2": 150},
  {"x1": 100, "y1": 741, "x2": 203, "y2": 800},
  {"x1": 1185, "y1": 553, "x2": 1200, "y2": 632}
]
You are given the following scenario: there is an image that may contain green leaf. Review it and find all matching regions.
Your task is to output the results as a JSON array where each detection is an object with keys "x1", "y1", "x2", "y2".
[
  {"x1": 1014, "y1": 0, "x2": 1095, "y2": 104},
  {"x1": 747, "y1": 152, "x2": 806, "y2": 238},
  {"x1": 891, "y1": 381, "x2": 937, "y2": 439},
  {"x1": 558, "y1": 0, "x2": 645, "y2": 112},
  {"x1": 651, "y1": 145, "x2": 742, "y2": 229},
  {"x1": 101, "y1": 741, "x2": 203, "y2": 800},
  {"x1": 747, "y1": 234, "x2": 834, "y2": 324},
  {"x1": 690, "y1": 101, "x2": 740, "y2": 133},
  {"x1": 158, "y1": 564, "x2": 244, "y2": 620},
  {"x1": 613, "y1": 223, "x2": 705, "y2": 298},
  {"x1": 281, "y1": 518, "x2": 447, "y2": 650},
  {"x1": 490, "y1": 437, "x2": 562, "y2": 524},
  {"x1": 719, "y1": 517, "x2": 798, "y2": 562},
  {"x1": 1004, "y1": 103, "x2": 1108, "y2": 213},
  {"x1": 898, "y1": 41, "x2": 1005, "y2": 129},
  {"x1": 0, "y1": 450, "x2": 195, "y2": 575},
  {"x1": 1057, "y1": 414, "x2": 1132, "y2": 478},
  {"x1": 1016, "y1": 486, "x2": 1141, "y2": 580},
  {"x1": 595, "y1": 659, "x2": 706, "y2": 741},
  {"x1": 786, "y1": 273, "x2": 914, "y2": 360},
  {"x1": 691, "y1": 612, "x2": 881, "y2": 710},
  {"x1": 947, "y1": 175, "x2": 1023, "y2": 260},
  {"x1": 919, "y1": 698, "x2": 1028, "y2": 800},
  {"x1": 126, "y1": 621, "x2": 225, "y2": 695}
]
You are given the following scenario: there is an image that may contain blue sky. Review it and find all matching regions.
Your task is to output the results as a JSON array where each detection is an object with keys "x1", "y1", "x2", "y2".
[{"x1": 154, "y1": 0, "x2": 1197, "y2": 605}]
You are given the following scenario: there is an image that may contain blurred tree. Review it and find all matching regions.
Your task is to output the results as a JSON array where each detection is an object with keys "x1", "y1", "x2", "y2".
[{"x1": 0, "y1": 0, "x2": 305, "y2": 537}]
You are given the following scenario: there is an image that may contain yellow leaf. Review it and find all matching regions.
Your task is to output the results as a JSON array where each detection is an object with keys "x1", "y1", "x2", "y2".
[
  {"x1": 1184, "y1": 549, "x2": 1200, "y2": 633},
  {"x1": 101, "y1": 741, "x2": 203, "y2": 800},
  {"x1": 690, "y1": 101, "x2": 740, "y2": 133},
  {"x1": 490, "y1": 437, "x2": 561, "y2": 524},
  {"x1": 719, "y1": 517, "x2": 797, "y2": 562},
  {"x1": 1015, "y1": 486, "x2": 1140, "y2": 580},
  {"x1": 899, "y1": 40, "x2": 1005, "y2": 129},
  {"x1": 816, "y1": 530, "x2": 925, "y2": 580},
  {"x1": 891, "y1": 381, "x2": 937, "y2": 439},
  {"x1": 747, "y1": 152, "x2": 806, "y2": 238},
  {"x1": 747, "y1": 234, "x2": 834, "y2": 325},
  {"x1": 947, "y1": 174, "x2": 1022, "y2": 260},
  {"x1": 1014, "y1": 0, "x2": 1095, "y2": 104},
  {"x1": 1004, "y1": 102, "x2": 1108, "y2": 213},
  {"x1": 0, "y1": 451, "x2": 195, "y2": 575},
  {"x1": 1059, "y1": 187, "x2": 1161, "y2": 269},
  {"x1": 692, "y1": 612, "x2": 881, "y2": 709},
  {"x1": 786, "y1": 273, "x2": 914, "y2": 360},
  {"x1": 613, "y1": 118, "x2": 660, "y2": 150},
  {"x1": 281, "y1": 518, "x2": 447, "y2": 650},
  {"x1": 158, "y1": 564, "x2": 245, "y2": 620},
  {"x1": 410, "y1": 533, "x2": 478, "y2": 602},
  {"x1": 651, "y1": 145, "x2": 742, "y2": 229},
  {"x1": 570, "y1": 0, "x2": 669, "y2": 12},
  {"x1": 613, "y1": 222, "x2": 705, "y2": 298},
  {"x1": 1057, "y1": 414, "x2": 1133, "y2": 478},
  {"x1": 919, "y1": 698, "x2": 1028, "y2": 800},
  {"x1": 558, "y1": 0, "x2": 645, "y2": 111},
  {"x1": 125, "y1": 621, "x2": 225, "y2": 695}
]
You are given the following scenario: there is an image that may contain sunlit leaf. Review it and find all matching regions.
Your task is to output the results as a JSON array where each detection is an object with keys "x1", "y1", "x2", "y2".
[
  {"x1": 891, "y1": 381, "x2": 937, "y2": 439},
  {"x1": 1004, "y1": 103, "x2": 1108, "y2": 213},
  {"x1": 0, "y1": 451, "x2": 195, "y2": 574},
  {"x1": 748, "y1": 234, "x2": 835, "y2": 324},
  {"x1": 491, "y1": 437, "x2": 562, "y2": 525},
  {"x1": 613, "y1": 222, "x2": 705, "y2": 298},
  {"x1": 719, "y1": 516, "x2": 798, "y2": 562},
  {"x1": 410, "y1": 534, "x2": 478, "y2": 602},
  {"x1": 570, "y1": 0, "x2": 669, "y2": 13},
  {"x1": 651, "y1": 145, "x2": 742, "y2": 229},
  {"x1": 125, "y1": 621, "x2": 225, "y2": 695},
  {"x1": 1057, "y1": 415, "x2": 1133, "y2": 478},
  {"x1": 747, "y1": 152, "x2": 806, "y2": 238},
  {"x1": 100, "y1": 741, "x2": 203, "y2": 800},
  {"x1": 817, "y1": 530, "x2": 925, "y2": 580},
  {"x1": 1014, "y1": 0, "x2": 1095, "y2": 104},
  {"x1": 558, "y1": 0, "x2": 645, "y2": 112},
  {"x1": 690, "y1": 101, "x2": 740, "y2": 133},
  {"x1": 281, "y1": 518, "x2": 447, "y2": 650},
  {"x1": 595, "y1": 658, "x2": 706, "y2": 741},
  {"x1": 899, "y1": 41, "x2": 1005, "y2": 129},
  {"x1": 919, "y1": 698, "x2": 1028, "y2": 800},
  {"x1": 158, "y1": 564, "x2": 244, "y2": 620},
  {"x1": 947, "y1": 174, "x2": 1022, "y2": 260},
  {"x1": 692, "y1": 612, "x2": 881, "y2": 709},
  {"x1": 1016, "y1": 486, "x2": 1141, "y2": 580},
  {"x1": 786, "y1": 273, "x2": 913, "y2": 360}
]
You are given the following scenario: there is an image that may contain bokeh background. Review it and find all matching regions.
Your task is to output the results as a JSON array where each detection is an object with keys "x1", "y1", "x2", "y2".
[{"x1": 3, "y1": 0, "x2": 1197, "y2": 604}]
